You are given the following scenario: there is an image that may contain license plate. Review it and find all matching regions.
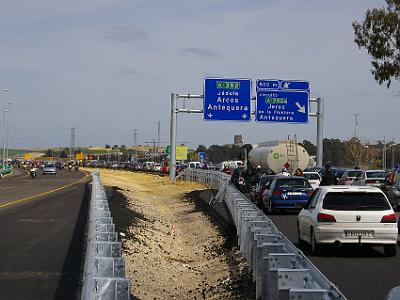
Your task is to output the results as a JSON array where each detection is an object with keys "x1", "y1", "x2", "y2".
[
  {"x1": 287, "y1": 192, "x2": 302, "y2": 195},
  {"x1": 344, "y1": 230, "x2": 374, "y2": 238}
]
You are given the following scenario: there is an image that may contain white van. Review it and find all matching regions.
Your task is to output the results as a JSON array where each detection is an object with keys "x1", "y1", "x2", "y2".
[{"x1": 188, "y1": 161, "x2": 201, "y2": 169}]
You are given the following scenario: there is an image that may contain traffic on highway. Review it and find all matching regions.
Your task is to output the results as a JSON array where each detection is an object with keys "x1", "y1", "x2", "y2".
[{"x1": 2, "y1": 0, "x2": 400, "y2": 299}]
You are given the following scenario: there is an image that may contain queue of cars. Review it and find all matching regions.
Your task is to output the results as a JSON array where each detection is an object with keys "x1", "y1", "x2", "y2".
[{"x1": 249, "y1": 167, "x2": 399, "y2": 256}]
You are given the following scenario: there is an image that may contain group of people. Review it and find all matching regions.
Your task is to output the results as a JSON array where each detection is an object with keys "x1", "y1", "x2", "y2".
[{"x1": 277, "y1": 165, "x2": 338, "y2": 186}]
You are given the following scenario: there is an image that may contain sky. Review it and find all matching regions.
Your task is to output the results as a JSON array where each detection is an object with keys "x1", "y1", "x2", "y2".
[{"x1": 0, "y1": 0, "x2": 398, "y2": 149}]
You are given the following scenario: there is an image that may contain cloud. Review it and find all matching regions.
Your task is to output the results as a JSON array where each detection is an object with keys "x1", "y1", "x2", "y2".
[
  {"x1": 105, "y1": 25, "x2": 148, "y2": 42},
  {"x1": 181, "y1": 47, "x2": 218, "y2": 58}
]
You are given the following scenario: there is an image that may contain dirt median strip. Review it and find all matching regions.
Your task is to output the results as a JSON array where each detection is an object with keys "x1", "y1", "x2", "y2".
[{"x1": 93, "y1": 169, "x2": 255, "y2": 300}]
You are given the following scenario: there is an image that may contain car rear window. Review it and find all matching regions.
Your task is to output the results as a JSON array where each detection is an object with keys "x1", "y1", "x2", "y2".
[
  {"x1": 348, "y1": 171, "x2": 362, "y2": 177},
  {"x1": 304, "y1": 173, "x2": 320, "y2": 180},
  {"x1": 322, "y1": 192, "x2": 391, "y2": 211},
  {"x1": 366, "y1": 171, "x2": 387, "y2": 178},
  {"x1": 335, "y1": 170, "x2": 345, "y2": 177},
  {"x1": 260, "y1": 176, "x2": 274, "y2": 187},
  {"x1": 275, "y1": 179, "x2": 311, "y2": 188}
]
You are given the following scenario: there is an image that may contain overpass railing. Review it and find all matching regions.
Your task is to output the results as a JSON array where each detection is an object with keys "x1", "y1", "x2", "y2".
[
  {"x1": 81, "y1": 172, "x2": 131, "y2": 300},
  {"x1": 183, "y1": 169, "x2": 347, "y2": 300}
]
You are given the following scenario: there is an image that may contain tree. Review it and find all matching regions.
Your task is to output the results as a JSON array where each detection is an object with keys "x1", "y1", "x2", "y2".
[
  {"x1": 196, "y1": 144, "x2": 207, "y2": 153},
  {"x1": 45, "y1": 149, "x2": 53, "y2": 157},
  {"x1": 344, "y1": 137, "x2": 378, "y2": 169},
  {"x1": 105, "y1": 144, "x2": 111, "y2": 149},
  {"x1": 59, "y1": 150, "x2": 67, "y2": 158},
  {"x1": 353, "y1": 1, "x2": 400, "y2": 87},
  {"x1": 323, "y1": 138, "x2": 346, "y2": 166},
  {"x1": 112, "y1": 145, "x2": 119, "y2": 150},
  {"x1": 300, "y1": 140, "x2": 316, "y2": 155},
  {"x1": 120, "y1": 145, "x2": 127, "y2": 152}
]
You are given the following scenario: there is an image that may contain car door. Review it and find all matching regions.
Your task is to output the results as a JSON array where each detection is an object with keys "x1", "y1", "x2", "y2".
[{"x1": 299, "y1": 188, "x2": 321, "y2": 242}]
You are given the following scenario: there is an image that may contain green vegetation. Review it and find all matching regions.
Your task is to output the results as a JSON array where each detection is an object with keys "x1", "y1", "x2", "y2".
[{"x1": 353, "y1": 0, "x2": 400, "y2": 87}]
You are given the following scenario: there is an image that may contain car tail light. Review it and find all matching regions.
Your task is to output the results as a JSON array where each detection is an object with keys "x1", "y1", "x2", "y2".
[
  {"x1": 380, "y1": 214, "x2": 396, "y2": 223},
  {"x1": 365, "y1": 179, "x2": 374, "y2": 184},
  {"x1": 317, "y1": 213, "x2": 336, "y2": 222},
  {"x1": 272, "y1": 190, "x2": 281, "y2": 196},
  {"x1": 345, "y1": 178, "x2": 352, "y2": 182}
]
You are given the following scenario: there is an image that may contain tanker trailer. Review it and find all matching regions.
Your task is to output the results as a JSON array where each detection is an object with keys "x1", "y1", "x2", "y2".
[{"x1": 248, "y1": 140, "x2": 310, "y2": 174}]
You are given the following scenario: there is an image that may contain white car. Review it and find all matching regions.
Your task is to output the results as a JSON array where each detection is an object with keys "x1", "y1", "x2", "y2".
[
  {"x1": 352, "y1": 169, "x2": 387, "y2": 188},
  {"x1": 297, "y1": 186, "x2": 398, "y2": 256},
  {"x1": 303, "y1": 171, "x2": 321, "y2": 189}
]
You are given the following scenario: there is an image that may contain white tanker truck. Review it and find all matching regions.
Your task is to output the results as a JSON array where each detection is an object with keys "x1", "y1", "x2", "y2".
[{"x1": 246, "y1": 140, "x2": 310, "y2": 174}]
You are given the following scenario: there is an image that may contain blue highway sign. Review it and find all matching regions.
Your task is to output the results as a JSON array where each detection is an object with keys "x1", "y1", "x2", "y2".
[
  {"x1": 281, "y1": 80, "x2": 309, "y2": 91},
  {"x1": 256, "y1": 79, "x2": 309, "y2": 123},
  {"x1": 204, "y1": 78, "x2": 251, "y2": 121},
  {"x1": 198, "y1": 152, "x2": 206, "y2": 160},
  {"x1": 256, "y1": 79, "x2": 280, "y2": 90}
]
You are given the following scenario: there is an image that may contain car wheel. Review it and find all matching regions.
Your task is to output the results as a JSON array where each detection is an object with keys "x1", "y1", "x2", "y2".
[
  {"x1": 383, "y1": 245, "x2": 397, "y2": 257},
  {"x1": 311, "y1": 230, "x2": 323, "y2": 256}
]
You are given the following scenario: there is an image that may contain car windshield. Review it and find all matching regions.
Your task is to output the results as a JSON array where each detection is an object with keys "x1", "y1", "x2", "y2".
[
  {"x1": 275, "y1": 179, "x2": 311, "y2": 188},
  {"x1": 304, "y1": 173, "x2": 320, "y2": 180},
  {"x1": 366, "y1": 171, "x2": 387, "y2": 178},
  {"x1": 322, "y1": 192, "x2": 391, "y2": 211},
  {"x1": 45, "y1": 164, "x2": 55, "y2": 168},
  {"x1": 348, "y1": 171, "x2": 362, "y2": 177}
]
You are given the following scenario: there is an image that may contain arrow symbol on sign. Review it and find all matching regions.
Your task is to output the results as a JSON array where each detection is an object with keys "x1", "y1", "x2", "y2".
[
  {"x1": 296, "y1": 102, "x2": 306, "y2": 113},
  {"x1": 242, "y1": 114, "x2": 247, "y2": 119},
  {"x1": 207, "y1": 113, "x2": 213, "y2": 118}
]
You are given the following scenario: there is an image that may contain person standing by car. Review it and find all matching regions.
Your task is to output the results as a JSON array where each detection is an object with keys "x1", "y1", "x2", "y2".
[{"x1": 319, "y1": 165, "x2": 338, "y2": 186}]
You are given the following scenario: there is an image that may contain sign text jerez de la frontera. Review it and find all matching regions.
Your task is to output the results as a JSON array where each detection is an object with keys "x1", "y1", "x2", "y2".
[{"x1": 256, "y1": 79, "x2": 309, "y2": 123}]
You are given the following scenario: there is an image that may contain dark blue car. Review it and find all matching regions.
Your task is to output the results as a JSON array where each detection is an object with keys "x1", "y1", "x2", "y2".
[{"x1": 262, "y1": 176, "x2": 313, "y2": 213}]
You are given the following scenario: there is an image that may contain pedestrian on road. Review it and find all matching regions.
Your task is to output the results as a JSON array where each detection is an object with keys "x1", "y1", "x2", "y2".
[{"x1": 319, "y1": 165, "x2": 338, "y2": 186}]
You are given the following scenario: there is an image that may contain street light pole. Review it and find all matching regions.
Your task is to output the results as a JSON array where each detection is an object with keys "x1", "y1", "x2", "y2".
[
  {"x1": 2, "y1": 109, "x2": 8, "y2": 170},
  {"x1": 6, "y1": 101, "x2": 11, "y2": 165},
  {"x1": 2, "y1": 89, "x2": 11, "y2": 169}
]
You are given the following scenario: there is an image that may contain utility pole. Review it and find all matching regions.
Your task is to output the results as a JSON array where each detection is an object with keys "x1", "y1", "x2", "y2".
[
  {"x1": 382, "y1": 137, "x2": 387, "y2": 170},
  {"x1": 157, "y1": 121, "x2": 161, "y2": 150},
  {"x1": 132, "y1": 129, "x2": 138, "y2": 146},
  {"x1": 354, "y1": 113, "x2": 359, "y2": 138},
  {"x1": 70, "y1": 128, "x2": 75, "y2": 160},
  {"x1": 2, "y1": 109, "x2": 7, "y2": 170}
]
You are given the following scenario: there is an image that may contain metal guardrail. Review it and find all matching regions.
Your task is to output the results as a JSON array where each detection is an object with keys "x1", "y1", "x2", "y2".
[
  {"x1": 183, "y1": 169, "x2": 347, "y2": 300},
  {"x1": 81, "y1": 172, "x2": 131, "y2": 300}
]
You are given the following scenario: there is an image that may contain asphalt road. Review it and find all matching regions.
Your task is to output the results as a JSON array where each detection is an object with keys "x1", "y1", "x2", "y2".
[
  {"x1": 0, "y1": 168, "x2": 90, "y2": 300},
  {"x1": 269, "y1": 212, "x2": 400, "y2": 300}
]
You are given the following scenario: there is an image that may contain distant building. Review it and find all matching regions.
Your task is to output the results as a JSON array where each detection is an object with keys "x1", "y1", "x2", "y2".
[{"x1": 234, "y1": 135, "x2": 243, "y2": 146}]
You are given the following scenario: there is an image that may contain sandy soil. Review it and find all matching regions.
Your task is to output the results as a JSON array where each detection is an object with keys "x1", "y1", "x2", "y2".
[{"x1": 89, "y1": 169, "x2": 254, "y2": 300}]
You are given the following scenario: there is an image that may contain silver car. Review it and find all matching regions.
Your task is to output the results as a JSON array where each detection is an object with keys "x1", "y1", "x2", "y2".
[
  {"x1": 337, "y1": 169, "x2": 363, "y2": 185},
  {"x1": 352, "y1": 170, "x2": 387, "y2": 187},
  {"x1": 42, "y1": 163, "x2": 57, "y2": 174}
]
